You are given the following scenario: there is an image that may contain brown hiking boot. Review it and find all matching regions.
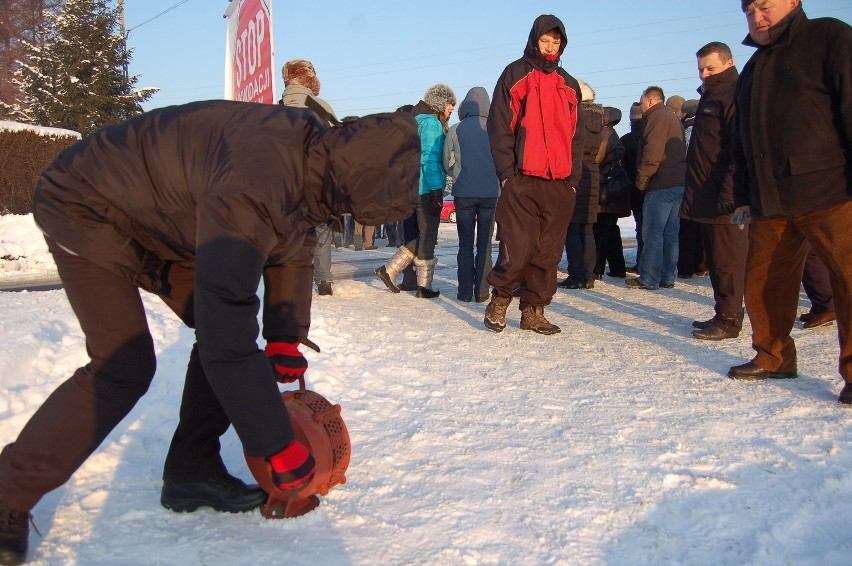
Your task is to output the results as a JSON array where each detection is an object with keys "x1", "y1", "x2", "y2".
[
  {"x1": 483, "y1": 295, "x2": 512, "y2": 332},
  {"x1": 520, "y1": 305, "x2": 561, "y2": 335}
]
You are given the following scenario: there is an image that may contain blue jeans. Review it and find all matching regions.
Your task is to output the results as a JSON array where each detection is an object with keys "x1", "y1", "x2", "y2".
[
  {"x1": 454, "y1": 196, "x2": 498, "y2": 300},
  {"x1": 638, "y1": 185, "x2": 684, "y2": 287}
]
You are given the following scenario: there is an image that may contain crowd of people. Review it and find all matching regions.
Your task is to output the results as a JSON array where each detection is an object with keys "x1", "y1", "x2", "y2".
[{"x1": 0, "y1": 1, "x2": 849, "y2": 564}]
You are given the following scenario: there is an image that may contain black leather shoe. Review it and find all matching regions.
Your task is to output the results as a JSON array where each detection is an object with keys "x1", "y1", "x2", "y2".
[
  {"x1": 0, "y1": 504, "x2": 29, "y2": 566},
  {"x1": 161, "y1": 474, "x2": 267, "y2": 513},
  {"x1": 692, "y1": 318, "x2": 714, "y2": 329},
  {"x1": 839, "y1": 384, "x2": 852, "y2": 405},
  {"x1": 728, "y1": 362, "x2": 797, "y2": 381},
  {"x1": 692, "y1": 325, "x2": 738, "y2": 340},
  {"x1": 659, "y1": 282, "x2": 675, "y2": 289}
]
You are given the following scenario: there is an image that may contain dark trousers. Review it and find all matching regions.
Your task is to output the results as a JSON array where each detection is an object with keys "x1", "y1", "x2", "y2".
[
  {"x1": 744, "y1": 201, "x2": 852, "y2": 383},
  {"x1": 802, "y1": 248, "x2": 835, "y2": 314},
  {"x1": 403, "y1": 191, "x2": 441, "y2": 260},
  {"x1": 593, "y1": 213, "x2": 626, "y2": 277},
  {"x1": 678, "y1": 218, "x2": 707, "y2": 277},
  {"x1": 454, "y1": 196, "x2": 497, "y2": 301},
  {"x1": 630, "y1": 186, "x2": 645, "y2": 265},
  {"x1": 565, "y1": 222, "x2": 596, "y2": 283},
  {"x1": 0, "y1": 241, "x2": 229, "y2": 511},
  {"x1": 702, "y1": 222, "x2": 749, "y2": 334},
  {"x1": 488, "y1": 174, "x2": 575, "y2": 308}
]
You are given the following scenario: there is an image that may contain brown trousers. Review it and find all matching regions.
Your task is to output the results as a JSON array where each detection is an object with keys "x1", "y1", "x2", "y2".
[
  {"x1": 0, "y1": 241, "x2": 231, "y2": 511},
  {"x1": 487, "y1": 174, "x2": 576, "y2": 309},
  {"x1": 744, "y1": 201, "x2": 852, "y2": 383}
]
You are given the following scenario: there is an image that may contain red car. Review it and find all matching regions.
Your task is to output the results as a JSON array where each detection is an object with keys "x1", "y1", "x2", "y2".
[{"x1": 440, "y1": 194, "x2": 456, "y2": 223}]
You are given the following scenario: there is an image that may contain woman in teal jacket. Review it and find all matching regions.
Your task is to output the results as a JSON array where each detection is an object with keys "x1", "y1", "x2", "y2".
[{"x1": 376, "y1": 84, "x2": 456, "y2": 298}]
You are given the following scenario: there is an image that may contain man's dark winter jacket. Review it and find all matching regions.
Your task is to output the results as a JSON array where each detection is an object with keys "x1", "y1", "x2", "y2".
[
  {"x1": 732, "y1": 6, "x2": 852, "y2": 217},
  {"x1": 487, "y1": 14, "x2": 583, "y2": 187},
  {"x1": 681, "y1": 65, "x2": 739, "y2": 223},
  {"x1": 636, "y1": 102, "x2": 687, "y2": 192},
  {"x1": 33, "y1": 100, "x2": 420, "y2": 430}
]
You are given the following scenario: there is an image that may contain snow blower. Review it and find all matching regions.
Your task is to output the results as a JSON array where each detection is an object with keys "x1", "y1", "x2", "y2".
[{"x1": 245, "y1": 376, "x2": 350, "y2": 518}]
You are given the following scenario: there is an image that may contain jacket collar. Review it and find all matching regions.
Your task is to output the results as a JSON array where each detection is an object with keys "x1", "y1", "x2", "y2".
[
  {"x1": 698, "y1": 65, "x2": 739, "y2": 95},
  {"x1": 741, "y1": 4, "x2": 805, "y2": 50}
]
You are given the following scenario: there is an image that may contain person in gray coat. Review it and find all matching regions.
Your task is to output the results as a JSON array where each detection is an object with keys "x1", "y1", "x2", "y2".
[{"x1": 443, "y1": 87, "x2": 500, "y2": 303}]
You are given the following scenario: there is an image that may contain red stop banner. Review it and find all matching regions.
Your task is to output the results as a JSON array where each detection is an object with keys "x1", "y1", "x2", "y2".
[{"x1": 224, "y1": 0, "x2": 276, "y2": 104}]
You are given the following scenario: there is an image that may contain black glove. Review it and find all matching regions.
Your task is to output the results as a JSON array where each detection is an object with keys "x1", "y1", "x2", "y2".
[
  {"x1": 429, "y1": 190, "x2": 443, "y2": 216},
  {"x1": 717, "y1": 197, "x2": 736, "y2": 215},
  {"x1": 265, "y1": 341, "x2": 307, "y2": 383},
  {"x1": 267, "y1": 440, "x2": 316, "y2": 493}
]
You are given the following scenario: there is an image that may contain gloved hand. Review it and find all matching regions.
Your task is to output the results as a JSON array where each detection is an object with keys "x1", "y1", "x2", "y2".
[
  {"x1": 717, "y1": 197, "x2": 736, "y2": 215},
  {"x1": 268, "y1": 440, "x2": 316, "y2": 493},
  {"x1": 265, "y1": 341, "x2": 307, "y2": 383},
  {"x1": 429, "y1": 190, "x2": 443, "y2": 216}
]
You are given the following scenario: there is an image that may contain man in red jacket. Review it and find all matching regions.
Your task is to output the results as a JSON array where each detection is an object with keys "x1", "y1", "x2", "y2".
[
  {"x1": 484, "y1": 13, "x2": 583, "y2": 335},
  {"x1": 0, "y1": 102, "x2": 420, "y2": 565},
  {"x1": 728, "y1": 0, "x2": 852, "y2": 407}
]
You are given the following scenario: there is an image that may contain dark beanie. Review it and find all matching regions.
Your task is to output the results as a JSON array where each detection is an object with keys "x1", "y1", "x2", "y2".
[{"x1": 741, "y1": 0, "x2": 755, "y2": 10}]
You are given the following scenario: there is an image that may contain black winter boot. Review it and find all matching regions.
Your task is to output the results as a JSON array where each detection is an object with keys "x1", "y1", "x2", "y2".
[{"x1": 0, "y1": 502, "x2": 30, "y2": 565}]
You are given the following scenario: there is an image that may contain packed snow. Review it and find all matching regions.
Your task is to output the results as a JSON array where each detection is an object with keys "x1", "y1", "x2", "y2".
[{"x1": 1, "y1": 212, "x2": 850, "y2": 565}]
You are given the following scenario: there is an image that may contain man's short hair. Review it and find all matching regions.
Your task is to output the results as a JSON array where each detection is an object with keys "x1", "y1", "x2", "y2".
[
  {"x1": 642, "y1": 86, "x2": 665, "y2": 104},
  {"x1": 696, "y1": 41, "x2": 733, "y2": 62}
]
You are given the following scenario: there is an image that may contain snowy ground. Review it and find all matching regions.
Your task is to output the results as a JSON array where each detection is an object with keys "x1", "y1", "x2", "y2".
[{"x1": 1, "y1": 213, "x2": 850, "y2": 565}]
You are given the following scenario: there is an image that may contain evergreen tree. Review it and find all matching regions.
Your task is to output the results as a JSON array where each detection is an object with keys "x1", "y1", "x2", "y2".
[{"x1": 11, "y1": 0, "x2": 157, "y2": 135}]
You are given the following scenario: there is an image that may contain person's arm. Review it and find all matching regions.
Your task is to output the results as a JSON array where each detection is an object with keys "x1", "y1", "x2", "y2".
[
  {"x1": 635, "y1": 111, "x2": 664, "y2": 190},
  {"x1": 443, "y1": 123, "x2": 461, "y2": 183},
  {"x1": 487, "y1": 68, "x2": 518, "y2": 182}
]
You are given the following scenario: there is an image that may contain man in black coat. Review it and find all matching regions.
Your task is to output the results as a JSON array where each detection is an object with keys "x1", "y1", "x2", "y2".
[
  {"x1": 728, "y1": 0, "x2": 852, "y2": 407},
  {"x1": 0, "y1": 101, "x2": 420, "y2": 564},
  {"x1": 681, "y1": 42, "x2": 748, "y2": 341}
]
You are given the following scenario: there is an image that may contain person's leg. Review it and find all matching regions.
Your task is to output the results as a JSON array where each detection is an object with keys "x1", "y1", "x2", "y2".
[
  {"x1": 606, "y1": 217, "x2": 627, "y2": 276},
  {"x1": 796, "y1": 201, "x2": 852, "y2": 386},
  {"x1": 677, "y1": 218, "x2": 701, "y2": 277},
  {"x1": 701, "y1": 222, "x2": 749, "y2": 336},
  {"x1": 564, "y1": 223, "x2": 584, "y2": 283},
  {"x1": 593, "y1": 214, "x2": 612, "y2": 277},
  {"x1": 363, "y1": 225, "x2": 376, "y2": 249},
  {"x1": 802, "y1": 247, "x2": 835, "y2": 315},
  {"x1": 743, "y1": 216, "x2": 807, "y2": 373},
  {"x1": 637, "y1": 189, "x2": 666, "y2": 287},
  {"x1": 313, "y1": 223, "x2": 333, "y2": 284},
  {"x1": 630, "y1": 187, "x2": 645, "y2": 267},
  {"x1": 474, "y1": 197, "x2": 498, "y2": 301},
  {"x1": 660, "y1": 186, "x2": 685, "y2": 286},
  {"x1": 488, "y1": 175, "x2": 544, "y2": 298},
  {"x1": 454, "y1": 196, "x2": 477, "y2": 301},
  {"x1": 0, "y1": 240, "x2": 156, "y2": 512},
  {"x1": 581, "y1": 222, "x2": 597, "y2": 285},
  {"x1": 519, "y1": 178, "x2": 575, "y2": 308},
  {"x1": 399, "y1": 211, "x2": 420, "y2": 290}
]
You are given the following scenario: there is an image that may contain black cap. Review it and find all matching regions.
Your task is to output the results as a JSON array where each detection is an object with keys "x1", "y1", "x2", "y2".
[{"x1": 741, "y1": 0, "x2": 755, "y2": 10}]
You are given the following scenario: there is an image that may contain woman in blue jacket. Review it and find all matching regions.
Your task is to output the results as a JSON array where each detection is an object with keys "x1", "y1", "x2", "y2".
[{"x1": 376, "y1": 84, "x2": 456, "y2": 298}]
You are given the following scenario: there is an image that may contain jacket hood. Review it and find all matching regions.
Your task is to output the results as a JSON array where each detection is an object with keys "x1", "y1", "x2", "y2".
[
  {"x1": 523, "y1": 14, "x2": 567, "y2": 73},
  {"x1": 582, "y1": 102, "x2": 604, "y2": 135},
  {"x1": 458, "y1": 87, "x2": 490, "y2": 120},
  {"x1": 309, "y1": 112, "x2": 421, "y2": 226},
  {"x1": 602, "y1": 106, "x2": 622, "y2": 127}
]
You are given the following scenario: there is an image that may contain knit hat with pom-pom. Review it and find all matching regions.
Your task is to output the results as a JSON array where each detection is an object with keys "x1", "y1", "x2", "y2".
[
  {"x1": 283, "y1": 59, "x2": 320, "y2": 96},
  {"x1": 423, "y1": 84, "x2": 457, "y2": 113}
]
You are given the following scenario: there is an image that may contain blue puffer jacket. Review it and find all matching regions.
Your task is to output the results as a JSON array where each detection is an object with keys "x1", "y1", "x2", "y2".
[{"x1": 413, "y1": 106, "x2": 447, "y2": 195}]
